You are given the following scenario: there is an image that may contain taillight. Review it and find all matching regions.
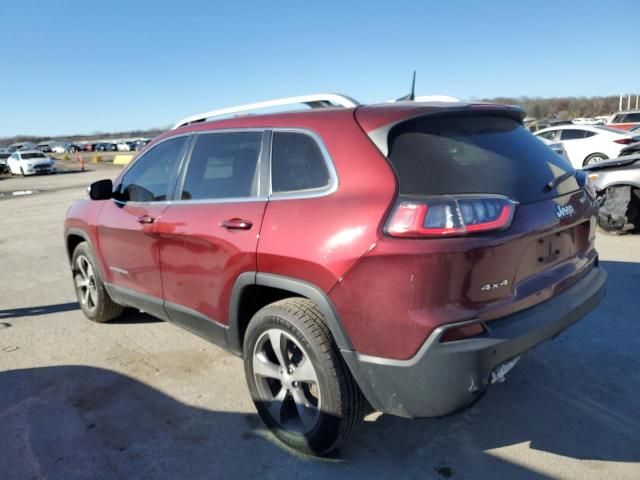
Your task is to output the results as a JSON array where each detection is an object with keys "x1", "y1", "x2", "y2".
[
  {"x1": 386, "y1": 195, "x2": 517, "y2": 238},
  {"x1": 614, "y1": 138, "x2": 634, "y2": 145}
]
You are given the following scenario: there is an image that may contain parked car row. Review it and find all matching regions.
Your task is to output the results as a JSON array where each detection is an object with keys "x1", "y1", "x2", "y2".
[{"x1": 3, "y1": 139, "x2": 152, "y2": 155}]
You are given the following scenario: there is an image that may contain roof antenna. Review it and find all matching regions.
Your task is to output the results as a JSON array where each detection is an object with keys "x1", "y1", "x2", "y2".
[{"x1": 396, "y1": 71, "x2": 416, "y2": 101}]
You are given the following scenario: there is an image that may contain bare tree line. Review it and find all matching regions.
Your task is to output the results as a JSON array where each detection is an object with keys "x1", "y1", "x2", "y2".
[
  {"x1": 1, "y1": 95, "x2": 633, "y2": 146},
  {"x1": 477, "y1": 95, "x2": 627, "y2": 120}
]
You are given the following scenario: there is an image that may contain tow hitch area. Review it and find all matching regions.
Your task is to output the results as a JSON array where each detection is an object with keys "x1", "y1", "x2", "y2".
[{"x1": 490, "y1": 356, "x2": 521, "y2": 384}]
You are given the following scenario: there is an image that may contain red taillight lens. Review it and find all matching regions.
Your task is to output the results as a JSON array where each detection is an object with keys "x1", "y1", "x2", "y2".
[
  {"x1": 614, "y1": 138, "x2": 634, "y2": 145},
  {"x1": 387, "y1": 195, "x2": 517, "y2": 238}
]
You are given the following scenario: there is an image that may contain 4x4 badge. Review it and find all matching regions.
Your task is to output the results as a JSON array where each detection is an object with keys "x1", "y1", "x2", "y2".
[
  {"x1": 481, "y1": 279, "x2": 509, "y2": 291},
  {"x1": 556, "y1": 204, "x2": 575, "y2": 219}
]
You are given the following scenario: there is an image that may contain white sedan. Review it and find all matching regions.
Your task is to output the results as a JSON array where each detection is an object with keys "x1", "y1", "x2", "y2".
[
  {"x1": 535, "y1": 125, "x2": 640, "y2": 168},
  {"x1": 7, "y1": 150, "x2": 56, "y2": 176}
]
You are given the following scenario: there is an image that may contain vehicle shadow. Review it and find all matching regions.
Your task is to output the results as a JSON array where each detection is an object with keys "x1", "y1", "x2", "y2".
[
  {"x1": 0, "y1": 302, "x2": 79, "y2": 320},
  {"x1": 110, "y1": 308, "x2": 162, "y2": 324}
]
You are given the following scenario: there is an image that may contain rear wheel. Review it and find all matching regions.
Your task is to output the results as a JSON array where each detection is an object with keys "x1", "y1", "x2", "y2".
[
  {"x1": 583, "y1": 153, "x2": 608, "y2": 166},
  {"x1": 71, "y1": 241, "x2": 123, "y2": 323},
  {"x1": 243, "y1": 298, "x2": 365, "y2": 455}
]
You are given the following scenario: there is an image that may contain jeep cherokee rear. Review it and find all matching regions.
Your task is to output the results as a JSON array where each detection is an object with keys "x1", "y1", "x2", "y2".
[{"x1": 64, "y1": 94, "x2": 606, "y2": 455}]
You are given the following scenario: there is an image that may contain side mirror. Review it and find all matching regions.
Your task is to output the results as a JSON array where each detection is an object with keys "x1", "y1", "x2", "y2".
[{"x1": 88, "y1": 179, "x2": 113, "y2": 200}]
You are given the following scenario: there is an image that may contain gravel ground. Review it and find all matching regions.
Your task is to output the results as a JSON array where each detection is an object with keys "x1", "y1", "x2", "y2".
[{"x1": 0, "y1": 172, "x2": 638, "y2": 480}]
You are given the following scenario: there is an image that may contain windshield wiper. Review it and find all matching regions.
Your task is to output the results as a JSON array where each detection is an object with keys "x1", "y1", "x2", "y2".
[{"x1": 544, "y1": 171, "x2": 574, "y2": 192}]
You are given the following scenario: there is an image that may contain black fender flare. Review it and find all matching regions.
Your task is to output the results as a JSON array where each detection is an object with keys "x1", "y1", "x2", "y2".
[
  {"x1": 65, "y1": 228, "x2": 93, "y2": 263},
  {"x1": 226, "y1": 272, "x2": 353, "y2": 355}
]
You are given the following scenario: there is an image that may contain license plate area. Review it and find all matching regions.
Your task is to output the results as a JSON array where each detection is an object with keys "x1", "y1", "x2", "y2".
[{"x1": 535, "y1": 223, "x2": 588, "y2": 266}]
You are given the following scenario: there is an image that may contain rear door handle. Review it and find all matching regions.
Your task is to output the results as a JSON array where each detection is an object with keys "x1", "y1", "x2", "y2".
[
  {"x1": 221, "y1": 218, "x2": 253, "y2": 230},
  {"x1": 137, "y1": 215, "x2": 155, "y2": 224}
]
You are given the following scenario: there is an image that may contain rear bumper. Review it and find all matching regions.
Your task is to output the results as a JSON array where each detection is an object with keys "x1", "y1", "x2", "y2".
[{"x1": 342, "y1": 265, "x2": 607, "y2": 418}]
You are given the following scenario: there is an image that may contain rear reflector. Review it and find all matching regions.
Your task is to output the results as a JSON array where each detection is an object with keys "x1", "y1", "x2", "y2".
[
  {"x1": 387, "y1": 195, "x2": 517, "y2": 238},
  {"x1": 440, "y1": 323, "x2": 486, "y2": 342}
]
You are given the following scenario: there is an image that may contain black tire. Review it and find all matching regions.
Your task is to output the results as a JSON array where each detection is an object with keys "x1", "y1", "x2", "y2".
[
  {"x1": 583, "y1": 153, "x2": 608, "y2": 167},
  {"x1": 243, "y1": 298, "x2": 365, "y2": 455},
  {"x1": 71, "y1": 241, "x2": 123, "y2": 323},
  {"x1": 20, "y1": 167, "x2": 25, "y2": 177}
]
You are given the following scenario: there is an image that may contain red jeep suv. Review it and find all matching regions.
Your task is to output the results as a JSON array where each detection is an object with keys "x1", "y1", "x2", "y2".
[{"x1": 65, "y1": 94, "x2": 607, "y2": 454}]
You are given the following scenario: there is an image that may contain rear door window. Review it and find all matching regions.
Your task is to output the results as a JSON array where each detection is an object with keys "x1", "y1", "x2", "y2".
[
  {"x1": 560, "y1": 129, "x2": 591, "y2": 140},
  {"x1": 270, "y1": 132, "x2": 330, "y2": 193},
  {"x1": 387, "y1": 115, "x2": 577, "y2": 204},
  {"x1": 180, "y1": 132, "x2": 262, "y2": 200}
]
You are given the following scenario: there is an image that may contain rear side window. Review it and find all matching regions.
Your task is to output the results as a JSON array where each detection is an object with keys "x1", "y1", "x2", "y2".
[
  {"x1": 116, "y1": 136, "x2": 187, "y2": 202},
  {"x1": 387, "y1": 115, "x2": 576, "y2": 204},
  {"x1": 271, "y1": 132, "x2": 330, "y2": 193},
  {"x1": 560, "y1": 129, "x2": 595, "y2": 140},
  {"x1": 181, "y1": 132, "x2": 262, "y2": 200}
]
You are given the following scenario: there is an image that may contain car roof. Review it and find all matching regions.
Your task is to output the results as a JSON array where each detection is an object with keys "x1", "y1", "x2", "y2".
[
  {"x1": 15, "y1": 149, "x2": 46, "y2": 154},
  {"x1": 536, "y1": 124, "x2": 628, "y2": 134}
]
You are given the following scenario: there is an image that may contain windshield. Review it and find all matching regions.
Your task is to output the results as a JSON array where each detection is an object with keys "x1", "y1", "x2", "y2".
[
  {"x1": 0, "y1": 153, "x2": 10, "y2": 159},
  {"x1": 21, "y1": 152, "x2": 47, "y2": 159},
  {"x1": 388, "y1": 115, "x2": 577, "y2": 204}
]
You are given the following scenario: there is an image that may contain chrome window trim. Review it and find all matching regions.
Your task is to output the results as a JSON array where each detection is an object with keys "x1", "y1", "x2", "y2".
[
  {"x1": 268, "y1": 128, "x2": 338, "y2": 201},
  {"x1": 111, "y1": 127, "x2": 337, "y2": 206}
]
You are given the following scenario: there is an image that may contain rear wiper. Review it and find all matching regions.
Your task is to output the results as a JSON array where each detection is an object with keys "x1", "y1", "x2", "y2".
[{"x1": 544, "y1": 171, "x2": 574, "y2": 192}]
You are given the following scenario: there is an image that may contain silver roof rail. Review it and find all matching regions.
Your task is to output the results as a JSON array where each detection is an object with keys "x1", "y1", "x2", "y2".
[
  {"x1": 172, "y1": 93, "x2": 360, "y2": 130},
  {"x1": 385, "y1": 95, "x2": 462, "y2": 103}
]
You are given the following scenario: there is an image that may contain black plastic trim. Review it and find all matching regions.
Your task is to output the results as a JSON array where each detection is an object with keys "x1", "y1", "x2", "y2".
[
  {"x1": 165, "y1": 301, "x2": 228, "y2": 347},
  {"x1": 105, "y1": 282, "x2": 170, "y2": 321}
]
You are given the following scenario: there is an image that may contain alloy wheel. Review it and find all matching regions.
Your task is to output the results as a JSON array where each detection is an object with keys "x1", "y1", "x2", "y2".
[
  {"x1": 74, "y1": 255, "x2": 98, "y2": 312},
  {"x1": 252, "y1": 328, "x2": 321, "y2": 433}
]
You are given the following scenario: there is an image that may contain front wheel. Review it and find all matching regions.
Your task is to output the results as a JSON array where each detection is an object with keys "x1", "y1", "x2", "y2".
[
  {"x1": 71, "y1": 241, "x2": 123, "y2": 323},
  {"x1": 243, "y1": 298, "x2": 366, "y2": 455}
]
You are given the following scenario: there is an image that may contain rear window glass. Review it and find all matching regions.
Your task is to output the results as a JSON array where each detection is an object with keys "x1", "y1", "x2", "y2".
[
  {"x1": 388, "y1": 115, "x2": 577, "y2": 204},
  {"x1": 271, "y1": 132, "x2": 330, "y2": 193}
]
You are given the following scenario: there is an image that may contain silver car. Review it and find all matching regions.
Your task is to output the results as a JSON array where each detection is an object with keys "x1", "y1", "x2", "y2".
[{"x1": 585, "y1": 154, "x2": 640, "y2": 233}]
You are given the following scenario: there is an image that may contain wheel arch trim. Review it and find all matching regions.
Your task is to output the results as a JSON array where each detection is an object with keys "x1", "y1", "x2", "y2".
[{"x1": 226, "y1": 272, "x2": 353, "y2": 355}]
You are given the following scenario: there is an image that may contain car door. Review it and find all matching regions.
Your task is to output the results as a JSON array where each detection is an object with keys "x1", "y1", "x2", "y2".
[
  {"x1": 156, "y1": 130, "x2": 267, "y2": 343},
  {"x1": 558, "y1": 129, "x2": 591, "y2": 168},
  {"x1": 96, "y1": 135, "x2": 189, "y2": 318}
]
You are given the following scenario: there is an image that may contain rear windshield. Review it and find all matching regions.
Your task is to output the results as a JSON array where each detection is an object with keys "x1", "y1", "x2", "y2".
[{"x1": 387, "y1": 115, "x2": 577, "y2": 204}]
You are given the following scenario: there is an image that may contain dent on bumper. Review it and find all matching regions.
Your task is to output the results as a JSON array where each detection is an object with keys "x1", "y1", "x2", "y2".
[{"x1": 342, "y1": 265, "x2": 607, "y2": 419}]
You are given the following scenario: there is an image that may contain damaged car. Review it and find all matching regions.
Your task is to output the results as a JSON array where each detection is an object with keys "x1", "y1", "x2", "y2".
[{"x1": 585, "y1": 154, "x2": 640, "y2": 233}]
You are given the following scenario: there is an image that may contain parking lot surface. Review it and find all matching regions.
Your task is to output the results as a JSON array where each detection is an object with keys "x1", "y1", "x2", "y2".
[{"x1": 0, "y1": 170, "x2": 639, "y2": 479}]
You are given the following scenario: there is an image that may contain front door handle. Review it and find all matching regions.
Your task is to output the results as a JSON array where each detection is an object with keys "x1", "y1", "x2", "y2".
[
  {"x1": 137, "y1": 215, "x2": 155, "y2": 224},
  {"x1": 221, "y1": 218, "x2": 253, "y2": 230}
]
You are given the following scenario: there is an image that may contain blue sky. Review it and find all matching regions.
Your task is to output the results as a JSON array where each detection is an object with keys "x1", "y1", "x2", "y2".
[{"x1": 0, "y1": 0, "x2": 638, "y2": 137}]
